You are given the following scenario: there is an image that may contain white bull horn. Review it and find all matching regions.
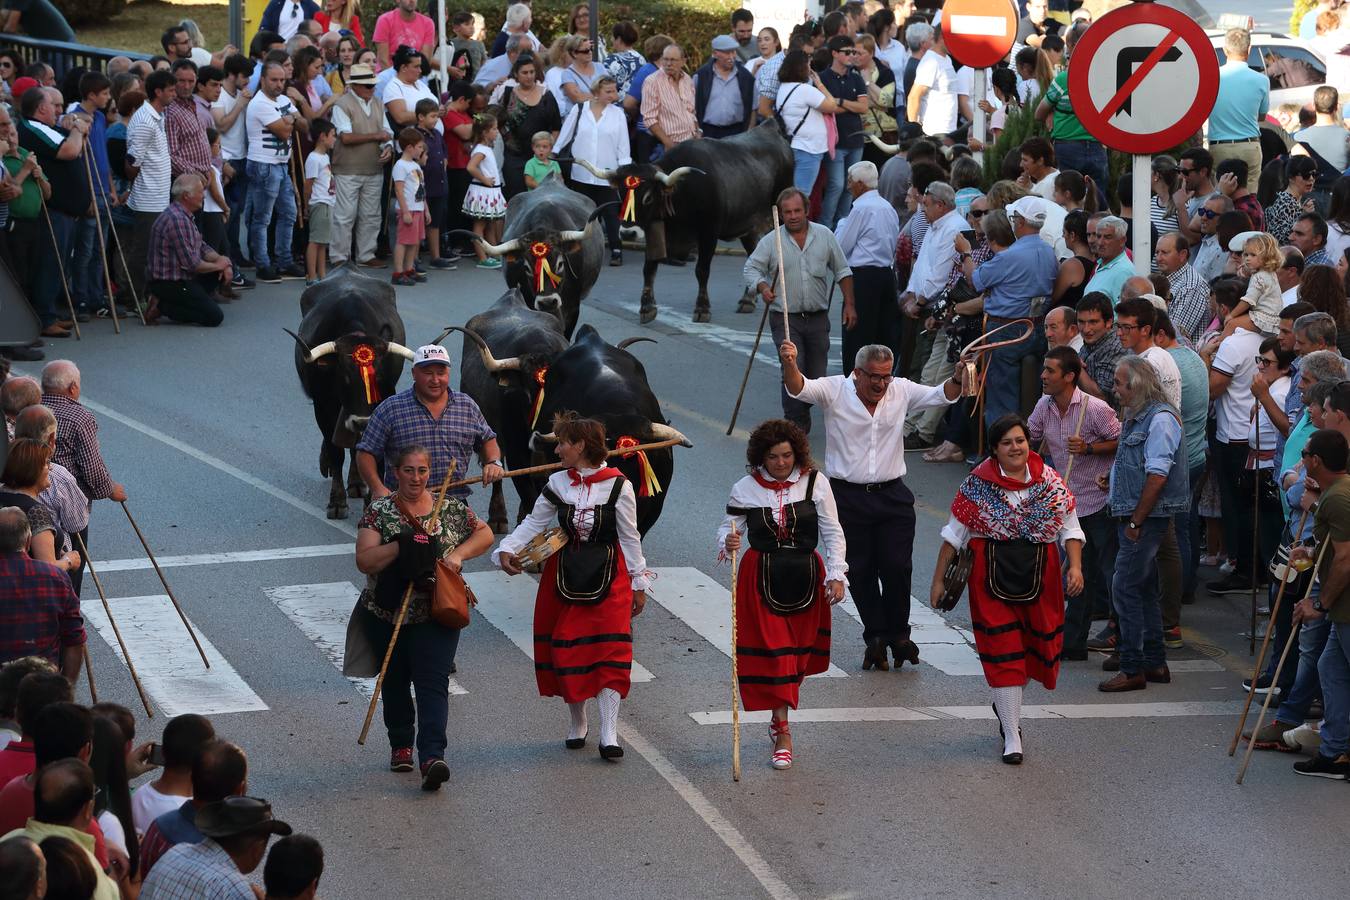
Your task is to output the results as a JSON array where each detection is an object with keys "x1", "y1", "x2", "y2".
[
  {"x1": 867, "y1": 134, "x2": 901, "y2": 155},
  {"x1": 303, "y1": 341, "x2": 338, "y2": 363},
  {"x1": 558, "y1": 218, "x2": 596, "y2": 243},
  {"x1": 574, "y1": 158, "x2": 614, "y2": 181},
  {"x1": 647, "y1": 423, "x2": 693, "y2": 447},
  {"x1": 653, "y1": 166, "x2": 701, "y2": 187},
  {"x1": 530, "y1": 431, "x2": 558, "y2": 451},
  {"x1": 444, "y1": 326, "x2": 523, "y2": 373},
  {"x1": 385, "y1": 342, "x2": 417, "y2": 361}
]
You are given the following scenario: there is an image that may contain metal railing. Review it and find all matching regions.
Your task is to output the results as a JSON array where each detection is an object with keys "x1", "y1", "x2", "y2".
[{"x1": 0, "y1": 33, "x2": 150, "y2": 78}]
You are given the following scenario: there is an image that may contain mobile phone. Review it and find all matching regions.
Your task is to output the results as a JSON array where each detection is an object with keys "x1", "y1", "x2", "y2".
[
  {"x1": 148, "y1": 742, "x2": 164, "y2": 767},
  {"x1": 961, "y1": 229, "x2": 977, "y2": 242}
]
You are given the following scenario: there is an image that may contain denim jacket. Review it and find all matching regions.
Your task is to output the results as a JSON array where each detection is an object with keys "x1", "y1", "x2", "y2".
[{"x1": 1109, "y1": 400, "x2": 1189, "y2": 518}]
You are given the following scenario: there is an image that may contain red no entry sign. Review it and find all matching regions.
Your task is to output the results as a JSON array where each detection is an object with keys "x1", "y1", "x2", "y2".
[
  {"x1": 943, "y1": 0, "x2": 1018, "y2": 70},
  {"x1": 1067, "y1": 2, "x2": 1219, "y2": 155}
]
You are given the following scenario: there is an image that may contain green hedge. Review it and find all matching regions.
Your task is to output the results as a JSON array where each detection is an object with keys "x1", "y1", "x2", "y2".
[{"x1": 53, "y1": 0, "x2": 126, "y2": 29}]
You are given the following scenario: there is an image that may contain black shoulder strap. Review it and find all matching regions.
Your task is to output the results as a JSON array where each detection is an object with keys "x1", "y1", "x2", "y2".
[
  {"x1": 605, "y1": 476, "x2": 625, "y2": 506},
  {"x1": 541, "y1": 485, "x2": 564, "y2": 509},
  {"x1": 805, "y1": 469, "x2": 818, "y2": 497}
]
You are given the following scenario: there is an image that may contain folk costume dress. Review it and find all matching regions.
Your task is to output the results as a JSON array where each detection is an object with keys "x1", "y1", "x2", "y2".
[{"x1": 717, "y1": 467, "x2": 847, "y2": 711}]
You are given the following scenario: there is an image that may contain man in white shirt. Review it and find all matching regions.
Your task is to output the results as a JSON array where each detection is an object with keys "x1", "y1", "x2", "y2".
[
  {"x1": 126, "y1": 69, "x2": 175, "y2": 311},
  {"x1": 907, "y1": 25, "x2": 958, "y2": 138},
  {"x1": 211, "y1": 54, "x2": 254, "y2": 279},
  {"x1": 834, "y1": 161, "x2": 900, "y2": 374},
  {"x1": 1116, "y1": 297, "x2": 1181, "y2": 407},
  {"x1": 244, "y1": 61, "x2": 303, "y2": 283},
  {"x1": 1045, "y1": 304, "x2": 1084, "y2": 352}
]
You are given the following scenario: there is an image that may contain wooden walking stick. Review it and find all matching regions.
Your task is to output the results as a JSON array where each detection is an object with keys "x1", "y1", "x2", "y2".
[
  {"x1": 75, "y1": 533, "x2": 153, "y2": 717},
  {"x1": 359, "y1": 461, "x2": 458, "y2": 744},
  {"x1": 730, "y1": 548, "x2": 741, "y2": 782},
  {"x1": 1061, "y1": 394, "x2": 1091, "y2": 482},
  {"x1": 82, "y1": 151, "x2": 120, "y2": 333},
  {"x1": 771, "y1": 206, "x2": 789, "y2": 343},
  {"x1": 38, "y1": 197, "x2": 81, "y2": 340},
  {"x1": 1250, "y1": 407, "x2": 1262, "y2": 656},
  {"x1": 82, "y1": 646, "x2": 97, "y2": 702},
  {"x1": 1228, "y1": 506, "x2": 1311, "y2": 756},
  {"x1": 104, "y1": 219, "x2": 148, "y2": 326},
  {"x1": 1236, "y1": 539, "x2": 1328, "y2": 784},
  {"x1": 120, "y1": 501, "x2": 209, "y2": 668},
  {"x1": 727, "y1": 281, "x2": 775, "y2": 436},
  {"x1": 441, "y1": 437, "x2": 691, "y2": 491},
  {"x1": 290, "y1": 141, "x2": 307, "y2": 229}
]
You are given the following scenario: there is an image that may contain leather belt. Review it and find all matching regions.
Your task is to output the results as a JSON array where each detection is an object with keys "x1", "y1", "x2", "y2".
[
  {"x1": 857, "y1": 477, "x2": 902, "y2": 493},
  {"x1": 1209, "y1": 138, "x2": 1257, "y2": 145}
]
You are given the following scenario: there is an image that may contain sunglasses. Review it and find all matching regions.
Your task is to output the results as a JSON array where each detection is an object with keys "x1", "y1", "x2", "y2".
[
  {"x1": 1197, "y1": 208, "x2": 1219, "y2": 219},
  {"x1": 970, "y1": 209, "x2": 988, "y2": 219}
]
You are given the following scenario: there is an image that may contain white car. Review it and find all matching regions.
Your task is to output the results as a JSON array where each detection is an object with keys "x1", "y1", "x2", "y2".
[{"x1": 1208, "y1": 31, "x2": 1334, "y2": 110}]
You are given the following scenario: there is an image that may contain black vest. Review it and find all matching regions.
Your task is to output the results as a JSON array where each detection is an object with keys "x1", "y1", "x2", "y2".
[
  {"x1": 543, "y1": 477, "x2": 625, "y2": 604},
  {"x1": 694, "y1": 60, "x2": 754, "y2": 130},
  {"x1": 727, "y1": 471, "x2": 821, "y2": 615}
]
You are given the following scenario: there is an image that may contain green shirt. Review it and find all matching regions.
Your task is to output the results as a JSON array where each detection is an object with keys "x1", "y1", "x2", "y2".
[
  {"x1": 2, "y1": 149, "x2": 41, "y2": 220},
  {"x1": 1042, "y1": 70, "x2": 1093, "y2": 143},
  {"x1": 1314, "y1": 476, "x2": 1350, "y2": 624},
  {"x1": 523, "y1": 156, "x2": 562, "y2": 187}
]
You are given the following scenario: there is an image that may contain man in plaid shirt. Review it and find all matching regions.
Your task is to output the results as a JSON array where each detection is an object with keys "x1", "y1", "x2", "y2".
[{"x1": 0, "y1": 508, "x2": 84, "y2": 681}]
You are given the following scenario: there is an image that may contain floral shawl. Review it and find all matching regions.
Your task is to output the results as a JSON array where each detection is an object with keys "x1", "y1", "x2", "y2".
[{"x1": 950, "y1": 451, "x2": 1075, "y2": 543}]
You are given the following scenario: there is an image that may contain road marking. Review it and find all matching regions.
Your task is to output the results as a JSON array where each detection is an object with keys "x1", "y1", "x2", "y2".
[
  {"x1": 466, "y1": 569, "x2": 656, "y2": 682},
  {"x1": 264, "y1": 582, "x2": 467, "y2": 699},
  {"x1": 96, "y1": 544, "x2": 353, "y2": 573},
  {"x1": 649, "y1": 567, "x2": 847, "y2": 677},
  {"x1": 83, "y1": 595, "x2": 268, "y2": 717},
  {"x1": 837, "y1": 595, "x2": 984, "y2": 676},
  {"x1": 620, "y1": 723, "x2": 800, "y2": 900},
  {"x1": 689, "y1": 700, "x2": 1243, "y2": 725}
]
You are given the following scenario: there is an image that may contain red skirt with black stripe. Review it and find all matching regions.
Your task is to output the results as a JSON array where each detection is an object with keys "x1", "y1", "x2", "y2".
[
  {"x1": 968, "y1": 538, "x2": 1064, "y2": 689},
  {"x1": 734, "y1": 549, "x2": 832, "y2": 711},
  {"x1": 533, "y1": 546, "x2": 634, "y2": 703}
]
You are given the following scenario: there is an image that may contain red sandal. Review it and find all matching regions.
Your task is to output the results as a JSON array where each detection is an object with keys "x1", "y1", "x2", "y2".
[{"x1": 769, "y1": 718, "x2": 792, "y2": 770}]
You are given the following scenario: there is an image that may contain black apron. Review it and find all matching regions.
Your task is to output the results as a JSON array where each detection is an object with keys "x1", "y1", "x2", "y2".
[
  {"x1": 543, "y1": 478, "x2": 625, "y2": 605},
  {"x1": 727, "y1": 471, "x2": 821, "y2": 616}
]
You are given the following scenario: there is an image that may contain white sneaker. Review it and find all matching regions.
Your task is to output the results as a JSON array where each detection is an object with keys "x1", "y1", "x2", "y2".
[
  {"x1": 1199, "y1": 554, "x2": 1220, "y2": 567},
  {"x1": 1282, "y1": 722, "x2": 1322, "y2": 755},
  {"x1": 1219, "y1": 559, "x2": 1236, "y2": 575}
]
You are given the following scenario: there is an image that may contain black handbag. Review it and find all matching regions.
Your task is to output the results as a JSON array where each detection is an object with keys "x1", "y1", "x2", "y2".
[{"x1": 983, "y1": 539, "x2": 1046, "y2": 604}]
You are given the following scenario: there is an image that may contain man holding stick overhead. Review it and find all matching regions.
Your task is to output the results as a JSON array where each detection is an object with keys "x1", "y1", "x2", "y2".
[
  {"x1": 779, "y1": 336, "x2": 970, "y2": 672},
  {"x1": 745, "y1": 187, "x2": 855, "y2": 435}
]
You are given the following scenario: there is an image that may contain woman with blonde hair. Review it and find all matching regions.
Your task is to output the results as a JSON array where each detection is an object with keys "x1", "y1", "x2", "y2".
[
  {"x1": 557, "y1": 33, "x2": 600, "y2": 116},
  {"x1": 315, "y1": 0, "x2": 365, "y2": 47},
  {"x1": 544, "y1": 35, "x2": 574, "y2": 114},
  {"x1": 985, "y1": 178, "x2": 1029, "y2": 211}
]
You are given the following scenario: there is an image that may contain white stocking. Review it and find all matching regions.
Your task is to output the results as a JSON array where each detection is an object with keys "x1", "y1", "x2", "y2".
[
  {"x1": 567, "y1": 701, "x2": 588, "y2": 741},
  {"x1": 991, "y1": 685, "x2": 1023, "y2": 756},
  {"x1": 597, "y1": 688, "x2": 621, "y2": 747}
]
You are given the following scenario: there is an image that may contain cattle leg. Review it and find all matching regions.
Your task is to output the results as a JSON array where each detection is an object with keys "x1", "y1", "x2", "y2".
[
  {"x1": 639, "y1": 259, "x2": 659, "y2": 324},
  {"x1": 736, "y1": 234, "x2": 760, "y2": 313},
  {"x1": 325, "y1": 443, "x2": 349, "y2": 520},
  {"x1": 487, "y1": 481, "x2": 509, "y2": 534},
  {"x1": 345, "y1": 450, "x2": 366, "y2": 499},
  {"x1": 692, "y1": 232, "x2": 718, "y2": 323}
]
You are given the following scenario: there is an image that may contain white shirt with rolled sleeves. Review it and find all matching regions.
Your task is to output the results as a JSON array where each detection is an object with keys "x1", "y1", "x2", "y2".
[
  {"x1": 1211, "y1": 327, "x2": 1264, "y2": 443},
  {"x1": 743, "y1": 223, "x2": 852, "y2": 314},
  {"x1": 787, "y1": 374, "x2": 956, "y2": 483},
  {"x1": 904, "y1": 206, "x2": 964, "y2": 300}
]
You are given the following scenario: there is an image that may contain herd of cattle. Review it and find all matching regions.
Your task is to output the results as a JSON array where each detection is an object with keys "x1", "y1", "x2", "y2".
[{"x1": 281, "y1": 122, "x2": 802, "y2": 527}]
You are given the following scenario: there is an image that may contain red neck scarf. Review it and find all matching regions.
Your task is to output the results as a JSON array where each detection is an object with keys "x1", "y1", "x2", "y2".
[
  {"x1": 569, "y1": 466, "x2": 622, "y2": 486},
  {"x1": 969, "y1": 452, "x2": 1044, "y2": 491},
  {"x1": 751, "y1": 468, "x2": 800, "y2": 492}
]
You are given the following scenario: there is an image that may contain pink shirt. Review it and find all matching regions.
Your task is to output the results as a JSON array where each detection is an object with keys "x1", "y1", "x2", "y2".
[{"x1": 372, "y1": 10, "x2": 435, "y2": 54}]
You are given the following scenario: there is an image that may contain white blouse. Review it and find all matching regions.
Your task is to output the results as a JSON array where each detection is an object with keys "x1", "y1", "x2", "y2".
[
  {"x1": 939, "y1": 466, "x2": 1085, "y2": 551},
  {"x1": 495, "y1": 468, "x2": 652, "y2": 590},
  {"x1": 716, "y1": 467, "x2": 849, "y2": 584},
  {"x1": 557, "y1": 102, "x2": 632, "y2": 187}
]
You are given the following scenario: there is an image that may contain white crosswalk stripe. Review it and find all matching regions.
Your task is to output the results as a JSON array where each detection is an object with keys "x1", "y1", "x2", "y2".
[{"x1": 837, "y1": 595, "x2": 984, "y2": 676}]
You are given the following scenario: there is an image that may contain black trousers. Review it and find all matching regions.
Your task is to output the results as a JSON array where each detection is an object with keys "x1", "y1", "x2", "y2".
[
  {"x1": 770, "y1": 310, "x2": 830, "y2": 433},
  {"x1": 147, "y1": 277, "x2": 224, "y2": 327},
  {"x1": 568, "y1": 179, "x2": 621, "y2": 251},
  {"x1": 831, "y1": 477, "x2": 917, "y2": 644},
  {"x1": 842, "y1": 265, "x2": 899, "y2": 373}
]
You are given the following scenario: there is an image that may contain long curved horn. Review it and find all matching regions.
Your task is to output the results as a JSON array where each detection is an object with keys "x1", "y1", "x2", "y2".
[
  {"x1": 653, "y1": 166, "x2": 702, "y2": 187},
  {"x1": 588, "y1": 200, "x2": 618, "y2": 222},
  {"x1": 301, "y1": 341, "x2": 337, "y2": 363},
  {"x1": 867, "y1": 134, "x2": 901, "y2": 155},
  {"x1": 647, "y1": 423, "x2": 693, "y2": 447},
  {"x1": 385, "y1": 342, "x2": 417, "y2": 361},
  {"x1": 530, "y1": 431, "x2": 558, "y2": 451},
  {"x1": 574, "y1": 158, "x2": 614, "y2": 181},
  {"x1": 617, "y1": 337, "x2": 657, "y2": 350},
  {"x1": 444, "y1": 229, "x2": 522, "y2": 257},
  {"x1": 558, "y1": 217, "x2": 598, "y2": 244},
  {"x1": 442, "y1": 326, "x2": 523, "y2": 373},
  {"x1": 429, "y1": 326, "x2": 455, "y2": 346},
  {"x1": 283, "y1": 327, "x2": 311, "y2": 356}
]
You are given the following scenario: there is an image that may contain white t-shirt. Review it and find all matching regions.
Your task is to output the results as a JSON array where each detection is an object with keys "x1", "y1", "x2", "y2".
[
  {"x1": 914, "y1": 50, "x2": 959, "y2": 136},
  {"x1": 1032, "y1": 169, "x2": 1059, "y2": 200},
  {"x1": 98, "y1": 810, "x2": 128, "y2": 856},
  {"x1": 245, "y1": 91, "x2": 297, "y2": 165},
  {"x1": 383, "y1": 77, "x2": 442, "y2": 134},
  {"x1": 202, "y1": 164, "x2": 225, "y2": 214},
  {"x1": 1211, "y1": 328, "x2": 1264, "y2": 443},
  {"x1": 1250, "y1": 375, "x2": 1291, "y2": 460},
  {"x1": 1140, "y1": 345, "x2": 1183, "y2": 409},
  {"x1": 131, "y1": 782, "x2": 187, "y2": 837},
  {"x1": 211, "y1": 86, "x2": 247, "y2": 160},
  {"x1": 392, "y1": 157, "x2": 425, "y2": 211},
  {"x1": 305, "y1": 150, "x2": 335, "y2": 207},
  {"x1": 776, "y1": 82, "x2": 828, "y2": 154}
]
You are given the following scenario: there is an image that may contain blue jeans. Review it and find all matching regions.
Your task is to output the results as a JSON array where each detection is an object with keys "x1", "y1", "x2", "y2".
[
  {"x1": 792, "y1": 149, "x2": 825, "y2": 194},
  {"x1": 984, "y1": 321, "x2": 1046, "y2": 428},
  {"x1": 1113, "y1": 518, "x2": 1168, "y2": 674},
  {"x1": 245, "y1": 161, "x2": 296, "y2": 269},
  {"x1": 365, "y1": 615, "x2": 461, "y2": 767},
  {"x1": 1276, "y1": 613, "x2": 1329, "y2": 724},
  {"x1": 70, "y1": 201, "x2": 110, "y2": 312},
  {"x1": 820, "y1": 145, "x2": 863, "y2": 229},
  {"x1": 35, "y1": 209, "x2": 75, "y2": 326},
  {"x1": 1053, "y1": 140, "x2": 1109, "y2": 206},
  {"x1": 1175, "y1": 461, "x2": 1204, "y2": 600},
  {"x1": 225, "y1": 158, "x2": 248, "y2": 265},
  {"x1": 1315, "y1": 622, "x2": 1350, "y2": 759}
]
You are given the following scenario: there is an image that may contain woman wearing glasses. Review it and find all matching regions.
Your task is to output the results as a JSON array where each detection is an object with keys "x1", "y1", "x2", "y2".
[
  {"x1": 557, "y1": 34, "x2": 600, "y2": 117},
  {"x1": 1265, "y1": 156, "x2": 1320, "y2": 246}
]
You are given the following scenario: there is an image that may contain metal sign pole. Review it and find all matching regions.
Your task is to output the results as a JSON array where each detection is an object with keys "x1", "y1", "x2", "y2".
[
  {"x1": 437, "y1": 0, "x2": 450, "y2": 90},
  {"x1": 972, "y1": 67, "x2": 987, "y2": 163},
  {"x1": 1132, "y1": 154, "x2": 1151, "y2": 275}
]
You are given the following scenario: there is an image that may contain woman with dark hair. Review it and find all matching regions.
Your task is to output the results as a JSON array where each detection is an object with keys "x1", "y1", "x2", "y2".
[
  {"x1": 1052, "y1": 209, "x2": 1095, "y2": 307},
  {"x1": 328, "y1": 34, "x2": 363, "y2": 94},
  {"x1": 929, "y1": 415, "x2": 1084, "y2": 765},
  {"x1": 496, "y1": 413, "x2": 652, "y2": 762},
  {"x1": 1298, "y1": 263, "x2": 1350, "y2": 356},
  {"x1": 288, "y1": 45, "x2": 336, "y2": 125},
  {"x1": 718, "y1": 419, "x2": 846, "y2": 770},
  {"x1": 601, "y1": 20, "x2": 645, "y2": 98},
  {"x1": 867, "y1": 7, "x2": 906, "y2": 72},
  {"x1": 39, "y1": 835, "x2": 98, "y2": 900},
  {"x1": 748, "y1": 26, "x2": 780, "y2": 76},
  {"x1": 383, "y1": 46, "x2": 439, "y2": 130},
  {"x1": 568, "y1": 2, "x2": 606, "y2": 58},
  {"x1": 499, "y1": 53, "x2": 561, "y2": 198},
  {"x1": 1266, "y1": 155, "x2": 1318, "y2": 245},
  {"x1": 0, "y1": 50, "x2": 24, "y2": 101},
  {"x1": 1149, "y1": 154, "x2": 1182, "y2": 245},
  {"x1": 1215, "y1": 210, "x2": 1254, "y2": 274},
  {"x1": 775, "y1": 49, "x2": 844, "y2": 193},
  {"x1": 0, "y1": 439, "x2": 79, "y2": 574},
  {"x1": 89, "y1": 715, "x2": 138, "y2": 879}
]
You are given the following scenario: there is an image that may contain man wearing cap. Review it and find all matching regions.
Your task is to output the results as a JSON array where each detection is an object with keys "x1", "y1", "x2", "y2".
[
  {"x1": 694, "y1": 35, "x2": 754, "y2": 139},
  {"x1": 356, "y1": 345, "x2": 504, "y2": 501},
  {"x1": 140, "y1": 796, "x2": 291, "y2": 900},
  {"x1": 954, "y1": 195, "x2": 1057, "y2": 426},
  {"x1": 330, "y1": 62, "x2": 393, "y2": 268}
]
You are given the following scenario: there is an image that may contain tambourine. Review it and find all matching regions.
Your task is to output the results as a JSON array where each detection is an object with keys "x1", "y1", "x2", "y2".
[
  {"x1": 517, "y1": 528, "x2": 569, "y2": 569},
  {"x1": 937, "y1": 547, "x2": 974, "y2": 612}
]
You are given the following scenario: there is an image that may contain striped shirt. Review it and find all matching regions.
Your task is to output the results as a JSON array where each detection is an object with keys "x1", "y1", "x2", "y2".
[
  {"x1": 1166, "y1": 263, "x2": 1212, "y2": 343},
  {"x1": 139, "y1": 838, "x2": 252, "y2": 900},
  {"x1": 164, "y1": 95, "x2": 212, "y2": 180},
  {"x1": 1026, "y1": 388, "x2": 1121, "y2": 517},
  {"x1": 127, "y1": 102, "x2": 171, "y2": 213},
  {"x1": 640, "y1": 69, "x2": 697, "y2": 143}
]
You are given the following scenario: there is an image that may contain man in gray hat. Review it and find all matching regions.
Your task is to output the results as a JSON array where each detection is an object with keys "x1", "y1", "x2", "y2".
[
  {"x1": 694, "y1": 35, "x2": 754, "y2": 138},
  {"x1": 140, "y1": 796, "x2": 291, "y2": 900},
  {"x1": 330, "y1": 62, "x2": 394, "y2": 268}
]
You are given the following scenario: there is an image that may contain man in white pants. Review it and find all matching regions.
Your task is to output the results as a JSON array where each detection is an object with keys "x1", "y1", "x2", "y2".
[{"x1": 329, "y1": 64, "x2": 392, "y2": 267}]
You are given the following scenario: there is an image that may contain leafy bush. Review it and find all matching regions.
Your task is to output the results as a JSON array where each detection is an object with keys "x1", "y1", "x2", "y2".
[
  {"x1": 1291, "y1": 0, "x2": 1317, "y2": 36},
  {"x1": 53, "y1": 0, "x2": 126, "y2": 29}
]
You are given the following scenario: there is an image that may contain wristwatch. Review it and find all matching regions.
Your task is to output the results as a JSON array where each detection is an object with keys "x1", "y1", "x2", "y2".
[
  {"x1": 485, "y1": 459, "x2": 503, "y2": 467},
  {"x1": 1313, "y1": 596, "x2": 1326, "y2": 613},
  {"x1": 1083, "y1": 442, "x2": 1094, "y2": 455},
  {"x1": 1128, "y1": 520, "x2": 1140, "y2": 530}
]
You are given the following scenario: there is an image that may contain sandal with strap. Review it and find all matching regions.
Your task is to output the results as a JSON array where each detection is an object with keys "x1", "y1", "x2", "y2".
[{"x1": 769, "y1": 719, "x2": 793, "y2": 770}]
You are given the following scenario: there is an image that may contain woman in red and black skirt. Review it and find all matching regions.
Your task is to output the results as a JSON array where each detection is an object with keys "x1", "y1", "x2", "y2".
[
  {"x1": 929, "y1": 414, "x2": 1084, "y2": 766},
  {"x1": 718, "y1": 419, "x2": 847, "y2": 771},
  {"x1": 496, "y1": 413, "x2": 650, "y2": 762}
]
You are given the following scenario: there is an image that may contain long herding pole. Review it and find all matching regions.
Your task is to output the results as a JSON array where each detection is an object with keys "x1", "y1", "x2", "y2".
[
  {"x1": 730, "y1": 548, "x2": 741, "y2": 782},
  {"x1": 75, "y1": 533, "x2": 154, "y2": 717},
  {"x1": 771, "y1": 206, "x2": 789, "y2": 343},
  {"x1": 120, "y1": 501, "x2": 210, "y2": 667}
]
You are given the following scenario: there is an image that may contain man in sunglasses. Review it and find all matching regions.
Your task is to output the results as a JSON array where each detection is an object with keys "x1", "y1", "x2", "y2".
[
  {"x1": 1189, "y1": 193, "x2": 1232, "y2": 283},
  {"x1": 1172, "y1": 148, "x2": 1216, "y2": 243}
]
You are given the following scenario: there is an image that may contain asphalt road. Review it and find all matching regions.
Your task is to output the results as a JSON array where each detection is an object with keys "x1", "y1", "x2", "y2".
[{"x1": 30, "y1": 247, "x2": 1342, "y2": 900}]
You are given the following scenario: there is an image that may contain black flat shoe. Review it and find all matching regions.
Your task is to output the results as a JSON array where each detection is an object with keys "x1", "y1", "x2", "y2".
[
  {"x1": 862, "y1": 637, "x2": 890, "y2": 671},
  {"x1": 599, "y1": 744, "x2": 624, "y2": 761},
  {"x1": 890, "y1": 639, "x2": 920, "y2": 669},
  {"x1": 565, "y1": 732, "x2": 587, "y2": 750},
  {"x1": 1001, "y1": 752, "x2": 1024, "y2": 765}
]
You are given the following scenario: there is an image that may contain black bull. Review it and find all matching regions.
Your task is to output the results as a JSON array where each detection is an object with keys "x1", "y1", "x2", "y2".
[
  {"x1": 575, "y1": 121, "x2": 794, "y2": 325},
  {"x1": 285, "y1": 268, "x2": 416, "y2": 519}
]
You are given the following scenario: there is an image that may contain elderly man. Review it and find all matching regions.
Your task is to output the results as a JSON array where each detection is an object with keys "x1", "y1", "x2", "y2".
[
  {"x1": 40, "y1": 359, "x2": 127, "y2": 524},
  {"x1": 694, "y1": 35, "x2": 754, "y2": 139},
  {"x1": 1, "y1": 759, "x2": 119, "y2": 900},
  {"x1": 140, "y1": 796, "x2": 291, "y2": 900},
  {"x1": 956, "y1": 195, "x2": 1057, "y2": 426},
  {"x1": 473, "y1": 33, "x2": 526, "y2": 88},
  {"x1": 1083, "y1": 215, "x2": 1132, "y2": 303},
  {"x1": 1153, "y1": 233, "x2": 1210, "y2": 343},
  {"x1": 1291, "y1": 212, "x2": 1333, "y2": 267},
  {"x1": 1075, "y1": 292, "x2": 1127, "y2": 407},
  {"x1": 246, "y1": 60, "x2": 303, "y2": 283},
  {"x1": 12, "y1": 406, "x2": 89, "y2": 587},
  {"x1": 0, "y1": 508, "x2": 83, "y2": 677},
  {"x1": 818, "y1": 35, "x2": 869, "y2": 228},
  {"x1": 1278, "y1": 246, "x2": 1306, "y2": 306},
  {"x1": 146, "y1": 174, "x2": 231, "y2": 327},
  {"x1": 1101, "y1": 356, "x2": 1188, "y2": 692},
  {"x1": 487, "y1": 2, "x2": 541, "y2": 59},
  {"x1": 1272, "y1": 313, "x2": 1341, "y2": 471},
  {"x1": 329, "y1": 63, "x2": 392, "y2": 268},
  {"x1": 746, "y1": 187, "x2": 855, "y2": 432},
  {"x1": 835, "y1": 161, "x2": 900, "y2": 373},
  {"x1": 2, "y1": 377, "x2": 39, "y2": 439},
  {"x1": 1028, "y1": 347, "x2": 1119, "y2": 659},
  {"x1": 899, "y1": 21, "x2": 934, "y2": 126},
  {"x1": 1190, "y1": 193, "x2": 1233, "y2": 282},
  {"x1": 1045, "y1": 305, "x2": 1082, "y2": 351},
  {"x1": 356, "y1": 345, "x2": 504, "y2": 501},
  {"x1": 1209, "y1": 28, "x2": 1268, "y2": 194},
  {"x1": 907, "y1": 22, "x2": 958, "y2": 138},
  {"x1": 642, "y1": 43, "x2": 699, "y2": 152},
  {"x1": 126, "y1": 69, "x2": 176, "y2": 310},
  {"x1": 780, "y1": 336, "x2": 969, "y2": 670}
]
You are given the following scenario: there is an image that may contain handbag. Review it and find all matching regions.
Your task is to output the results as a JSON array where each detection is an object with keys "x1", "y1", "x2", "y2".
[
  {"x1": 342, "y1": 601, "x2": 380, "y2": 677},
  {"x1": 983, "y1": 539, "x2": 1046, "y2": 604},
  {"x1": 393, "y1": 497, "x2": 475, "y2": 630}
]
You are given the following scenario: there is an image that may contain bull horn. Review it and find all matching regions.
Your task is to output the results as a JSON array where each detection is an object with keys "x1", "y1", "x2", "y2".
[
  {"x1": 386, "y1": 342, "x2": 417, "y2": 361},
  {"x1": 867, "y1": 134, "x2": 901, "y2": 155},
  {"x1": 647, "y1": 423, "x2": 693, "y2": 448},
  {"x1": 574, "y1": 158, "x2": 614, "y2": 181},
  {"x1": 445, "y1": 229, "x2": 522, "y2": 257},
  {"x1": 530, "y1": 431, "x2": 558, "y2": 451},
  {"x1": 558, "y1": 217, "x2": 600, "y2": 244},
  {"x1": 653, "y1": 166, "x2": 703, "y2": 186},
  {"x1": 443, "y1": 326, "x2": 523, "y2": 373},
  {"x1": 302, "y1": 340, "x2": 338, "y2": 363},
  {"x1": 429, "y1": 326, "x2": 455, "y2": 346},
  {"x1": 617, "y1": 337, "x2": 657, "y2": 350},
  {"x1": 283, "y1": 327, "x2": 311, "y2": 356}
]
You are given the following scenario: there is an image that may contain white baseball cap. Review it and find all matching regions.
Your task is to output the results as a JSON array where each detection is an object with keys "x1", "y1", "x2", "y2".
[
  {"x1": 1007, "y1": 196, "x2": 1049, "y2": 228},
  {"x1": 413, "y1": 345, "x2": 450, "y2": 367},
  {"x1": 1228, "y1": 230, "x2": 1264, "y2": 253}
]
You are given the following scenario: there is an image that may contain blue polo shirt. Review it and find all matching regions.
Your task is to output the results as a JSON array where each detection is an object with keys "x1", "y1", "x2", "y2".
[
  {"x1": 970, "y1": 233, "x2": 1057, "y2": 318},
  {"x1": 1083, "y1": 251, "x2": 1133, "y2": 303},
  {"x1": 84, "y1": 108, "x2": 110, "y2": 199},
  {"x1": 1208, "y1": 61, "x2": 1268, "y2": 142}
]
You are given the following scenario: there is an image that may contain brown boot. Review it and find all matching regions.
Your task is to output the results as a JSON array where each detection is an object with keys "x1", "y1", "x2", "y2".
[{"x1": 1098, "y1": 672, "x2": 1146, "y2": 692}]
